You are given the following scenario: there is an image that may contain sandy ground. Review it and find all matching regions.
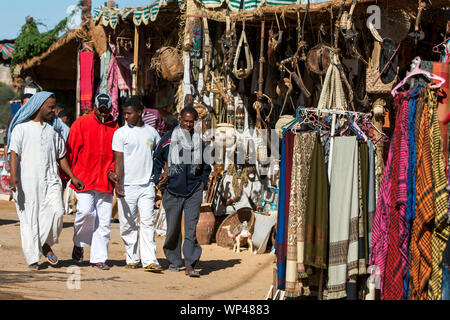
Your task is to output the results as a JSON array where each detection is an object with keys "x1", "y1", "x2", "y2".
[{"x1": 0, "y1": 200, "x2": 275, "y2": 300}]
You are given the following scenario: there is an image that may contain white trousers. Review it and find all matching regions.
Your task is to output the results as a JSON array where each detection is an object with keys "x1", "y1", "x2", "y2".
[
  {"x1": 13, "y1": 184, "x2": 64, "y2": 265},
  {"x1": 117, "y1": 182, "x2": 158, "y2": 267},
  {"x1": 73, "y1": 190, "x2": 113, "y2": 264}
]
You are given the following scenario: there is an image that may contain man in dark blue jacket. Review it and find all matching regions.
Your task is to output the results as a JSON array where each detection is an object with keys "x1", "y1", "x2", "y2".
[{"x1": 152, "y1": 104, "x2": 211, "y2": 277}]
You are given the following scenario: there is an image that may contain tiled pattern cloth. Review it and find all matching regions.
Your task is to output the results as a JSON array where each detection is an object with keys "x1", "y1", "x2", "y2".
[
  {"x1": 428, "y1": 89, "x2": 450, "y2": 300},
  {"x1": 409, "y1": 90, "x2": 434, "y2": 300},
  {"x1": 384, "y1": 94, "x2": 410, "y2": 300}
]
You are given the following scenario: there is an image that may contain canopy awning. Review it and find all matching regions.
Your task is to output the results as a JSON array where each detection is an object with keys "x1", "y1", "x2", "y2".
[
  {"x1": 197, "y1": 0, "x2": 329, "y2": 12},
  {"x1": 93, "y1": 0, "x2": 180, "y2": 29},
  {"x1": 0, "y1": 43, "x2": 15, "y2": 59}
]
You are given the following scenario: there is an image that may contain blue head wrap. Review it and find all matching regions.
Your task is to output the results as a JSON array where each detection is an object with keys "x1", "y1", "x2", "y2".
[{"x1": 7, "y1": 91, "x2": 62, "y2": 155}]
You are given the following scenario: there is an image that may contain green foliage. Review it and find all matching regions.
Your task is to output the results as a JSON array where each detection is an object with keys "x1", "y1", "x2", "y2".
[
  {"x1": 0, "y1": 84, "x2": 15, "y2": 129},
  {"x1": 11, "y1": 4, "x2": 81, "y2": 70}
]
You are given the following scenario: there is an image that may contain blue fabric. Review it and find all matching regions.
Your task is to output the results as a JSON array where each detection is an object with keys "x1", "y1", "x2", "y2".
[
  {"x1": 10, "y1": 101, "x2": 21, "y2": 116},
  {"x1": 58, "y1": 119, "x2": 70, "y2": 142},
  {"x1": 404, "y1": 86, "x2": 421, "y2": 299},
  {"x1": 275, "y1": 135, "x2": 286, "y2": 290},
  {"x1": 442, "y1": 263, "x2": 450, "y2": 300},
  {"x1": 7, "y1": 91, "x2": 55, "y2": 154}
]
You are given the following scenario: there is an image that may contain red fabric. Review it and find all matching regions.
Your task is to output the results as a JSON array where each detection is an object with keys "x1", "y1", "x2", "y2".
[
  {"x1": 66, "y1": 112, "x2": 118, "y2": 194},
  {"x1": 80, "y1": 51, "x2": 94, "y2": 110},
  {"x1": 432, "y1": 62, "x2": 449, "y2": 169},
  {"x1": 384, "y1": 96, "x2": 409, "y2": 300}
]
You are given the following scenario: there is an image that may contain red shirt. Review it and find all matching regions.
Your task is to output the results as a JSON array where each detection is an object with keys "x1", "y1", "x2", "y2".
[{"x1": 66, "y1": 112, "x2": 119, "y2": 194}]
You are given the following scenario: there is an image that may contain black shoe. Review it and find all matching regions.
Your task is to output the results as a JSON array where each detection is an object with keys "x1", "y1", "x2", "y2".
[{"x1": 72, "y1": 245, "x2": 84, "y2": 263}]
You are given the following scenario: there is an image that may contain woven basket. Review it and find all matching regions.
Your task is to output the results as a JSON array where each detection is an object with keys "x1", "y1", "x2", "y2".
[{"x1": 216, "y1": 208, "x2": 255, "y2": 248}]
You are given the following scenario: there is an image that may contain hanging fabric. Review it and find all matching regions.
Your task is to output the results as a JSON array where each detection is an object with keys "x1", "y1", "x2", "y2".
[
  {"x1": 275, "y1": 132, "x2": 295, "y2": 290},
  {"x1": 428, "y1": 88, "x2": 450, "y2": 300},
  {"x1": 80, "y1": 50, "x2": 95, "y2": 111},
  {"x1": 232, "y1": 21, "x2": 253, "y2": 80},
  {"x1": 317, "y1": 51, "x2": 349, "y2": 110},
  {"x1": 409, "y1": 89, "x2": 433, "y2": 300},
  {"x1": 326, "y1": 136, "x2": 359, "y2": 299}
]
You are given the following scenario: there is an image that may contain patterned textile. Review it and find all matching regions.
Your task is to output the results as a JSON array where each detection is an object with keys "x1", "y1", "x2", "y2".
[
  {"x1": 327, "y1": 136, "x2": 359, "y2": 299},
  {"x1": 404, "y1": 87, "x2": 420, "y2": 299},
  {"x1": 428, "y1": 89, "x2": 450, "y2": 300},
  {"x1": 143, "y1": 108, "x2": 166, "y2": 135},
  {"x1": 276, "y1": 132, "x2": 295, "y2": 289},
  {"x1": 304, "y1": 134, "x2": 329, "y2": 270},
  {"x1": 371, "y1": 116, "x2": 397, "y2": 298},
  {"x1": 367, "y1": 141, "x2": 376, "y2": 256},
  {"x1": 384, "y1": 93, "x2": 410, "y2": 300},
  {"x1": 410, "y1": 89, "x2": 434, "y2": 300},
  {"x1": 432, "y1": 62, "x2": 449, "y2": 168},
  {"x1": 285, "y1": 132, "x2": 316, "y2": 297}
]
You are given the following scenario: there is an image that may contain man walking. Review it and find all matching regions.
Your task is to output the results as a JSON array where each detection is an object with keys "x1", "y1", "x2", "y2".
[
  {"x1": 8, "y1": 92, "x2": 84, "y2": 270},
  {"x1": 66, "y1": 93, "x2": 119, "y2": 270},
  {"x1": 152, "y1": 103, "x2": 211, "y2": 277},
  {"x1": 112, "y1": 96, "x2": 162, "y2": 271}
]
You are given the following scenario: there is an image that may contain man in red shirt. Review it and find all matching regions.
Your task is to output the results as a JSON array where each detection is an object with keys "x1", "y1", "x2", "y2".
[{"x1": 66, "y1": 94, "x2": 119, "y2": 270}]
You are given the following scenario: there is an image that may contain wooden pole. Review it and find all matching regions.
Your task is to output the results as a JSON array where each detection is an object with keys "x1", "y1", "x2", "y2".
[
  {"x1": 81, "y1": 0, "x2": 92, "y2": 20},
  {"x1": 132, "y1": 25, "x2": 139, "y2": 95}
]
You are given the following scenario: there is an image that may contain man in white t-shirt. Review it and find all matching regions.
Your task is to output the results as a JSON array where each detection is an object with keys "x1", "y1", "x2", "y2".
[{"x1": 112, "y1": 96, "x2": 162, "y2": 272}]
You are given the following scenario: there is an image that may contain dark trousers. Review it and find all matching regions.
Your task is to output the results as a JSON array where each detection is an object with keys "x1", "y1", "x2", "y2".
[{"x1": 162, "y1": 183, "x2": 203, "y2": 268}]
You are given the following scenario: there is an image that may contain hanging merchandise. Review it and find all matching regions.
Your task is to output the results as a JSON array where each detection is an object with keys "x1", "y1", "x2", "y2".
[
  {"x1": 366, "y1": 41, "x2": 399, "y2": 94},
  {"x1": 152, "y1": 46, "x2": 183, "y2": 82},
  {"x1": 79, "y1": 47, "x2": 95, "y2": 111},
  {"x1": 232, "y1": 21, "x2": 253, "y2": 80},
  {"x1": 188, "y1": 17, "x2": 203, "y2": 85}
]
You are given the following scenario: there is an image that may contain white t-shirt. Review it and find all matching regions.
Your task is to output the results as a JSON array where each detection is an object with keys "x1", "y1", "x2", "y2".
[{"x1": 112, "y1": 124, "x2": 160, "y2": 186}]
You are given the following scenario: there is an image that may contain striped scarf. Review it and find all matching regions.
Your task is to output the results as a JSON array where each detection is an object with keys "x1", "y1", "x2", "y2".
[
  {"x1": 371, "y1": 109, "x2": 397, "y2": 298},
  {"x1": 404, "y1": 87, "x2": 419, "y2": 298},
  {"x1": 410, "y1": 89, "x2": 434, "y2": 300},
  {"x1": 427, "y1": 89, "x2": 450, "y2": 300},
  {"x1": 384, "y1": 93, "x2": 410, "y2": 299}
]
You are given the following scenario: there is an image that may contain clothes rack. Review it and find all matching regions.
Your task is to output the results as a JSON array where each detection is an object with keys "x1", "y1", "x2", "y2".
[{"x1": 296, "y1": 107, "x2": 372, "y2": 179}]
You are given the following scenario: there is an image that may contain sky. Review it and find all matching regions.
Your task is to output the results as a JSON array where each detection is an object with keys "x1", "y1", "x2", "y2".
[{"x1": 0, "y1": 0, "x2": 153, "y2": 40}]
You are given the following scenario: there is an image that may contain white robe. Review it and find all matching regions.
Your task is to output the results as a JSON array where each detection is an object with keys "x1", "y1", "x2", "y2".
[{"x1": 9, "y1": 121, "x2": 66, "y2": 265}]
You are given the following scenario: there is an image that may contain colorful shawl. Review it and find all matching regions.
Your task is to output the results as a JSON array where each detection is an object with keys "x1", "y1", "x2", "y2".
[
  {"x1": 410, "y1": 89, "x2": 434, "y2": 300},
  {"x1": 432, "y1": 62, "x2": 449, "y2": 168},
  {"x1": 80, "y1": 51, "x2": 94, "y2": 109},
  {"x1": 428, "y1": 89, "x2": 450, "y2": 300},
  {"x1": 371, "y1": 114, "x2": 397, "y2": 298},
  {"x1": 285, "y1": 132, "x2": 316, "y2": 297},
  {"x1": 384, "y1": 93, "x2": 410, "y2": 300},
  {"x1": 327, "y1": 136, "x2": 359, "y2": 299}
]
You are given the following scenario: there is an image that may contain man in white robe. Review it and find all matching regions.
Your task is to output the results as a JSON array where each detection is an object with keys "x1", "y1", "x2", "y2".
[{"x1": 8, "y1": 92, "x2": 84, "y2": 270}]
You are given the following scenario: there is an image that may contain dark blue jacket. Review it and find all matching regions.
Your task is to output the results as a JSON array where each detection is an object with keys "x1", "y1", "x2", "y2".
[{"x1": 151, "y1": 130, "x2": 211, "y2": 197}]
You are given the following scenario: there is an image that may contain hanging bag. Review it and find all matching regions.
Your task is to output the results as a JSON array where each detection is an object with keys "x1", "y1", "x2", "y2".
[
  {"x1": 365, "y1": 41, "x2": 397, "y2": 94},
  {"x1": 152, "y1": 46, "x2": 184, "y2": 82},
  {"x1": 232, "y1": 23, "x2": 254, "y2": 79}
]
